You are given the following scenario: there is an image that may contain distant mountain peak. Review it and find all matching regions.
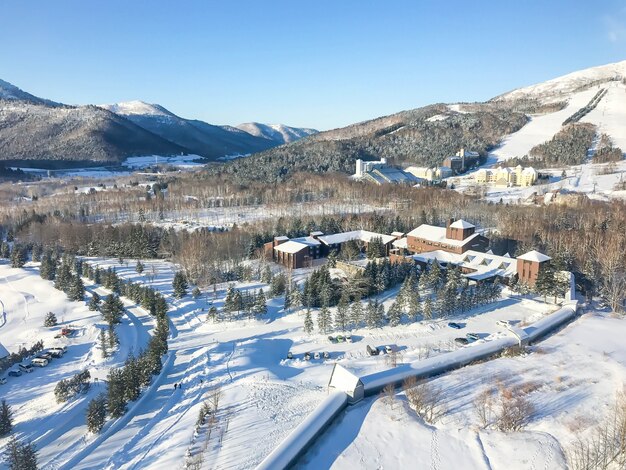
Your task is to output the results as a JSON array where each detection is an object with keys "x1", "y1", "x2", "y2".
[
  {"x1": 495, "y1": 59, "x2": 626, "y2": 101},
  {"x1": 236, "y1": 122, "x2": 318, "y2": 144},
  {"x1": 0, "y1": 78, "x2": 59, "y2": 106},
  {"x1": 99, "y1": 100, "x2": 172, "y2": 117}
]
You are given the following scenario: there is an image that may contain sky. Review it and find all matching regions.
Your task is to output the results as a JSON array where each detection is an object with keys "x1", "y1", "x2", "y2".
[{"x1": 1, "y1": 0, "x2": 626, "y2": 130}]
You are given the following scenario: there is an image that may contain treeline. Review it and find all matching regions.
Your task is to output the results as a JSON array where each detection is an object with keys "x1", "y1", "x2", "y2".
[
  {"x1": 529, "y1": 123, "x2": 596, "y2": 166},
  {"x1": 594, "y1": 133, "x2": 624, "y2": 164},
  {"x1": 562, "y1": 88, "x2": 607, "y2": 125}
]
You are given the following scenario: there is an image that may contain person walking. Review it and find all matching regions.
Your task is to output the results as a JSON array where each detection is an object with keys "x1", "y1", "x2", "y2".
[{"x1": 174, "y1": 383, "x2": 177, "y2": 390}]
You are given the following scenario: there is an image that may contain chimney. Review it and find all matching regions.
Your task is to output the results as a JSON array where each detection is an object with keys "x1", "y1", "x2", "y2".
[{"x1": 446, "y1": 218, "x2": 454, "y2": 228}]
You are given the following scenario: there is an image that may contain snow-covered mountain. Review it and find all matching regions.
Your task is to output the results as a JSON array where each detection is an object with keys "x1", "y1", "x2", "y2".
[
  {"x1": 100, "y1": 101, "x2": 277, "y2": 159},
  {"x1": 0, "y1": 78, "x2": 60, "y2": 106},
  {"x1": 495, "y1": 60, "x2": 626, "y2": 101},
  {"x1": 490, "y1": 60, "x2": 626, "y2": 161},
  {"x1": 236, "y1": 122, "x2": 318, "y2": 144}
]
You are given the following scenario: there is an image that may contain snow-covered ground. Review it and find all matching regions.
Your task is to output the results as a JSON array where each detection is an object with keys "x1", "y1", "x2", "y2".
[
  {"x1": 300, "y1": 308, "x2": 625, "y2": 469},
  {"x1": 452, "y1": 159, "x2": 626, "y2": 204},
  {"x1": 0, "y1": 256, "x2": 564, "y2": 469}
]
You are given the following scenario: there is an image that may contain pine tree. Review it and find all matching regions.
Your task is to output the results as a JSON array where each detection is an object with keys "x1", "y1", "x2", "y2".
[
  {"x1": 334, "y1": 292, "x2": 349, "y2": 331},
  {"x1": 10, "y1": 245, "x2": 27, "y2": 268},
  {"x1": 172, "y1": 272, "x2": 188, "y2": 299},
  {"x1": 43, "y1": 312, "x2": 57, "y2": 327},
  {"x1": 0, "y1": 399, "x2": 13, "y2": 436},
  {"x1": 253, "y1": 289, "x2": 267, "y2": 317},
  {"x1": 135, "y1": 260, "x2": 144, "y2": 274},
  {"x1": 99, "y1": 328, "x2": 108, "y2": 359},
  {"x1": 365, "y1": 300, "x2": 377, "y2": 329},
  {"x1": 108, "y1": 324, "x2": 118, "y2": 349},
  {"x1": 261, "y1": 265, "x2": 273, "y2": 284},
  {"x1": 31, "y1": 244, "x2": 42, "y2": 263},
  {"x1": 303, "y1": 308, "x2": 314, "y2": 334},
  {"x1": 318, "y1": 306, "x2": 331, "y2": 334},
  {"x1": 423, "y1": 297, "x2": 433, "y2": 320},
  {"x1": 88, "y1": 292, "x2": 101, "y2": 311},
  {"x1": 349, "y1": 297, "x2": 363, "y2": 328},
  {"x1": 388, "y1": 301, "x2": 402, "y2": 327},
  {"x1": 270, "y1": 273, "x2": 286, "y2": 297},
  {"x1": 0, "y1": 241, "x2": 10, "y2": 259},
  {"x1": 68, "y1": 275, "x2": 85, "y2": 302},
  {"x1": 107, "y1": 368, "x2": 127, "y2": 418},
  {"x1": 101, "y1": 294, "x2": 124, "y2": 325},
  {"x1": 86, "y1": 394, "x2": 107, "y2": 434},
  {"x1": 192, "y1": 287, "x2": 201, "y2": 299},
  {"x1": 407, "y1": 291, "x2": 421, "y2": 321},
  {"x1": 4, "y1": 437, "x2": 37, "y2": 470},
  {"x1": 535, "y1": 263, "x2": 556, "y2": 303}
]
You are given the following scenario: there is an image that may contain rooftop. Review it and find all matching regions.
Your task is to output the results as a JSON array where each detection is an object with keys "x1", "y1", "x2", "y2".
[
  {"x1": 406, "y1": 224, "x2": 481, "y2": 246},
  {"x1": 273, "y1": 240, "x2": 310, "y2": 254},
  {"x1": 517, "y1": 250, "x2": 552, "y2": 262},
  {"x1": 449, "y1": 219, "x2": 475, "y2": 229},
  {"x1": 319, "y1": 230, "x2": 396, "y2": 246}
]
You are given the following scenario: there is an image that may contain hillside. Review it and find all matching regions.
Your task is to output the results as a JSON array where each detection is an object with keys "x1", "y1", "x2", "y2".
[
  {"x1": 0, "y1": 98, "x2": 187, "y2": 167},
  {"x1": 236, "y1": 122, "x2": 318, "y2": 144},
  {"x1": 100, "y1": 101, "x2": 277, "y2": 159},
  {"x1": 214, "y1": 102, "x2": 529, "y2": 182}
]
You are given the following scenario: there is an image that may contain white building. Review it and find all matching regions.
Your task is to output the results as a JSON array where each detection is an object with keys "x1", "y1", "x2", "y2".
[
  {"x1": 354, "y1": 158, "x2": 387, "y2": 178},
  {"x1": 405, "y1": 166, "x2": 453, "y2": 182}
]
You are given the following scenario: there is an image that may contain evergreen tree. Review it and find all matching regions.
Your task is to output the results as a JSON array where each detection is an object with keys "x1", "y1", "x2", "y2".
[
  {"x1": 101, "y1": 294, "x2": 124, "y2": 325},
  {"x1": 88, "y1": 292, "x2": 101, "y2": 311},
  {"x1": 207, "y1": 306, "x2": 218, "y2": 321},
  {"x1": 135, "y1": 260, "x2": 144, "y2": 274},
  {"x1": 290, "y1": 287, "x2": 304, "y2": 313},
  {"x1": 303, "y1": 308, "x2": 314, "y2": 334},
  {"x1": 4, "y1": 437, "x2": 37, "y2": 470},
  {"x1": 349, "y1": 297, "x2": 363, "y2": 328},
  {"x1": 407, "y1": 291, "x2": 421, "y2": 321},
  {"x1": 43, "y1": 312, "x2": 57, "y2": 327},
  {"x1": 107, "y1": 368, "x2": 127, "y2": 418},
  {"x1": 317, "y1": 305, "x2": 331, "y2": 334},
  {"x1": 68, "y1": 275, "x2": 85, "y2": 302},
  {"x1": 388, "y1": 301, "x2": 402, "y2": 327},
  {"x1": 54, "y1": 263, "x2": 72, "y2": 292},
  {"x1": 261, "y1": 265, "x2": 273, "y2": 284},
  {"x1": 334, "y1": 292, "x2": 349, "y2": 331},
  {"x1": 535, "y1": 263, "x2": 556, "y2": 303},
  {"x1": 192, "y1": 287, "x2": 201, "y2": 299},
  {"x1": 0, "y1": 399, "x2": 13, "y2": 437},
  {"x1": 108, "y1": 324, "x2": 118, "y2": 349},
  {"x1": 253, "y1": 289, "x2": 267, "y2": 317},
  {"x1": 10, "y1": 245, "x2": 27, "y2": 268},
  {"x1": 99, "y1": 328, "x2": 108, "y2": 359},
  {"x1": 172, "y1": 272, "x2": 188, "y2": 299},
  {"x1": 365, "y1": 300, "x2": 377, "y2": 329},
  {"x1": 0, "y1": 242, "x2": 10, "y2": 259},
  {"x1": 31, "y1": 244, "x2": 42, "y2": 263},
  {"x1": 423, "y1": 297, "x2": 433, "y2": 320},
  {"x1": 366, "y1": 237, "x2": 386, "y2": 259},
  {"x1": 86, "y1": 394, "x2": 107, "y2": 434}
]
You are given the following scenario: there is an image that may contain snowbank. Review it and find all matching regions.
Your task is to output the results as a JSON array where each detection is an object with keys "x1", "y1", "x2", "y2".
[{"x1": 255, "y1": 391, "x2": 348, "y2": 470}]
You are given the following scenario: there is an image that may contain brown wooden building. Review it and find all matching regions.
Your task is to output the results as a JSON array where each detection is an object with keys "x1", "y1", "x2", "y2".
[
  {"x1": 405, "y1": 219, "x2": 488, "y2": 255},
  {"x1": 516, "y1": 250, "x2": 551, "y2": 286}
]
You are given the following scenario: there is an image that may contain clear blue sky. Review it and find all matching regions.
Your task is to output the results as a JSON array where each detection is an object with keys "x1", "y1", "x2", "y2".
[{"x1": 1, "y1": 0, "x2": 625, "y2": 130}]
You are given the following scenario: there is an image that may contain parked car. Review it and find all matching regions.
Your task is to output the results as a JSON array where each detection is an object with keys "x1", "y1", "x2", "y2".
[
  {"x1": 323, "y1": 351, "x2": 330, "y2": 359},
  {"x1": 0, "y1": 377, "x2": 6, "y2": 385},
  {"x1": 286, "y1": 351, "x2": 293, "y2": 360},
  {"x1": 455, "y1": 337, "x2": 469, "y2": 346},
  {"x1": 314, "y1": 352, "x2": 321, "y2": 360},
  {"x1": 346, "y1": 334, "x2": 353, "y2": 343},
  {"x1": 384, "y1": 345, "x2": 393, "y2": 354},
  {"x1": 8, "y1": 370, "x2": 22, "y2": 377},
  {"x1": 328, "y1": 335, "x2": 336, "y2": 343},
  {"x1": 37, "y1": 352, "x2": 52, "y2": 361},
  {"x1": 448, "y1": 322, "x2": 462, "y2": 329},
  {"x1": 304, "y1": 352, "x2": 311, "y2": 361},
  {"x1": 48, "y1": 348, "x2": 64, "y2": 358},
  {"x1": 366, "y1": 345, "x2": 380, "y2": 356},
  {"x1": 19, "y1": 363, "x2": 34, "y2": 373},
  {"x1": 496, "y1": 320, "x2": 512, "y2": 328},
  {"x1": 32, "y1": 358, "x2": 49, "y2": 367},
  {"x1": 466, "y1": 333, "x2": 480, "y2": 341},
  {"x1": 336, "y1": 335, "x2": 345, "y2": 343}
]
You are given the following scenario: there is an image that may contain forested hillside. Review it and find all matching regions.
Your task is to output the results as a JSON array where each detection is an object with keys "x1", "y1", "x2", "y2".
[{"x1": 212, "y1": 102, "x2": 529, "y2": 182}]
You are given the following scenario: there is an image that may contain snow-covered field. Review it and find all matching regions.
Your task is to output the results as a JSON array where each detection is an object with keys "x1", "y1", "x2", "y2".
[
  {"x1": 0, "y1": 255, "x2": 567, "y2": 469},
  {"x1": 300, "y1": 308, "x2": 625, "y2": 469}
]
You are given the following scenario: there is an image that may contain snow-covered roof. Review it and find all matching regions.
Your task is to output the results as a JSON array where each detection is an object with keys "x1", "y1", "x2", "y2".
[
  {"x1": 412, "y1": 249, "x2": 518, "y2": 281},
  {"x1": 273, "y1": 241, "x2": 310, "y2": 254},
  {"x1": 328, "y1": 364, "x2": 362, "y2": 393},
  {"x1": 411, "y1": 250, "x2": 459, "y2": 265},
  {"x1": 274, "y1": 236, "x2": 289, "y2": 241},
  {"x1": 0, "y1": 341, "x2": 9, "y2": 359},
  {"x1": 390, "y1": 231, "x2": 404, "y2": 237},
  {"x1": 318, "y1": 230, "x2": 395, "y2": 246},
  {"x1": 392, "y1": 238, "x2": 408, "y2": 249},
  {"x1": 517, "y1": 250, "x2": 551, "y2": 262},
  {"x1": 449, "y1": 219, "x2": 474, "y2": 229},
  {"x1": 406, "y1": 224, "x2": 480, "y2": 247},
  {"x1": 309, "y1": 231, "x2": 324, "y2": 237}
]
